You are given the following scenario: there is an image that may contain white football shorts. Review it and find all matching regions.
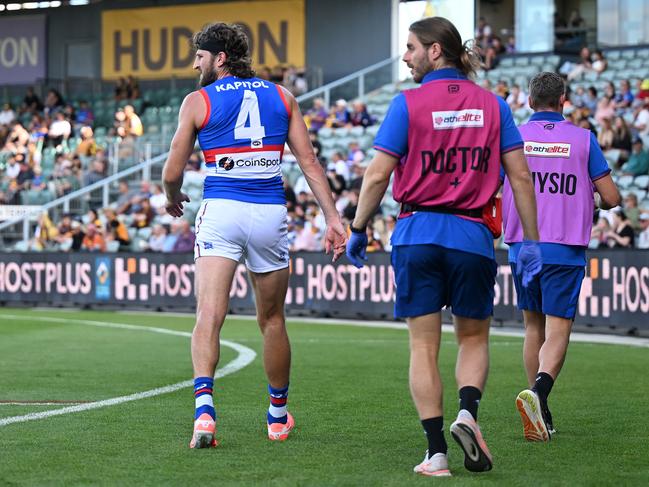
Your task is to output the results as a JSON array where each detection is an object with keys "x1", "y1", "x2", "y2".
[{"x1": 194, "y1": 198, "x2": 289, "y2": 273}]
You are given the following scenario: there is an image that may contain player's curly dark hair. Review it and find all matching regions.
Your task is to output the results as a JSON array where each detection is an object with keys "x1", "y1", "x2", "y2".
[{"x1": 193, "y1": 23, "x2": 255, "y2": 79}]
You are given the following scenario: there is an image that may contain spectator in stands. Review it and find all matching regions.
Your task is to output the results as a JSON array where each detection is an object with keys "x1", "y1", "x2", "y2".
[
  {"x1": 365, "y1": 224, "x2": 383, "y2": 252},
  {"x1": 612, "y1": 116, "x2": 633, "y2": 162},
  {"x1": 606, "y1": 208, "x2": 635, "y2": 248},
  {"x1": 326, "y1": 162, "x2": 346, "y2": 196},
  {"x1": 115, "y1": 180, "x2": 133, "y2": 214},
  {"x1": 347, "y1": 141, "x2": 365, "y2": 164},
  {"x1": 171, "y1": 219, "x2": 195, "y2": 252},
  {"x1": 43, "y1": 89, "x2": 64, "y2": 117},
  {"x1": 567, "y1": 47, "x2": 592, "y2": 81},
  {"x1": 571, "y1": 86, "x2": 587, "y2": 108},
  {"x1": 506, "y1": 85, "x2": 528, "y2": 112},
  {"x1": 595, "y1": 95, "x2": 615, "y2": 126},
  {"x1": 81, "y1": 223, "x2": 106, "y2": 252},
  {"x1": 615, "y1": 80, "x2": 634, "y2": 112},
  {"x1": 349, "y1": 161, "x2": 366, "y2": 191},
  {"x1": 126, "y1": 75, "x2": 140, "y2": 100},
  {"x1": 633, "y1": 98, "x2": 649, "y2": 137},
  {"x1": 162, "y1": 221, "x2": 179, "y2": 252},
  {"x1": 330, "y1": 151, "x2": 350, "y2": 181},
  {"x1": 591, "y1": 50, "x2": 607, "y2": 75},
  {"x1": 76, "y1": 126, "x2": 98, "y2": 157},
  {"x1": 622, "y1": 192, "x2": 642, "y2": 231},
  {"x1": 481, "y1": 45, "x2": 500, "y2": 71},
  {"x1": 55, "y1": 214, "x2": 73, "y2": 245},
  {"x1": 31, "y1": 212, "x2": 58, "y2": 251},
  {"x1": 68, "y1": 220, "x2": 85, "y2": 251},
  {"x1": 258, "y1": 66, "x2": 272, "y2": 81},
  {"x1": 15, "y1": 153, "x2": 34, "y2": 190},
  {"x1": 342, "y1": 189, "x2": 359, "y2": 221},
  {"x1": 114, "y1": 77, "x2": 128, "y2": 101},
  {"x1": 22, "y1": 87, "x2": 43, "y2": 114},
  {"x1": 85, "y1": 208, "x2": 102, "y2": 227},
  {"x1": 149, "y1": 183, "x2": 167, "y2": 213},
  {"x1": 103, "y1": 208, "x2": 131, "y2": 251},
  {"x1": 635, "y1": 79, "x2": 649, "y2": 105},
  {"x1": 584, "y1": 86, "x2": 598, "y2": 114},
  {"x1": 48, "y1": 111, "x2": 72, "y2": 147},
  {"x1": 283, "y1": 65, "x2": 308, "y2": 96},
  {"x1": 30, "y1": 166, "x2": 46, "y2": 191},
  {"x1": 637, "y1": 213, "x2": 649, "y2": 249},
  {"x1": 3, "y1": 155, "x2": 20, "y2": 181},
  {"x1": 144, "y1": 223, "x2": 167, "y2": 252},
  {"x1": 3, "y1": 122, "x2": 30, "y2": 153},
  {"x1": 505, "y1": 35, "x2": 516, "y2": 54},
  {"x1": 184, "y1": 152, "x2": 205, "y2": 185},
  {"x1": 475, "y1": 17, "x2": 492, "y2": 46},
  {"x1": 0, "y1": 103, "x2": 15, "y2": 126},
  {"x1": 597, "y1": 117, "x2": 614, "y2": 150},
  {"x1": 124, "y1": 105, "x2": 143, "y2": 137},
  {"x1": 75, "y1": 101, "x2": 94, "y2": 127},
  {"x1": 495, "y1": 79, "x2": 509, "y2": 100},
  {"x1": 305, "y1": 98, "x2": 328, "y2": 132},
  {"x1": 131, "y1": 198, "x2": 154, "y2": 229},
  {"x1": 621, "y1": 137, "x2": 649, "y2": 176},
  {"x1": 330, "y1": 99, "x2": 351, "y2": 128},
  {"x1": 350, "y1": 101, "x2": 374, "y2": 128},
  {"x1": 377, "y1": 214, "x2": 396, "y2": 252},
  {"x1": 82, "y1": 159, "x2": 107, "y2": 187},
  {"x1": 309, "y1": 130, "x2": 323, "y2": 160}
]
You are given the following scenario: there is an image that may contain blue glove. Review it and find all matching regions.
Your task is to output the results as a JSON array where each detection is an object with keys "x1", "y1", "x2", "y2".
[
  {"x1": 346, "y1": 228, "x2": 368, "y2": 268},
  {"x1": 516, "y1": 240, "x2": 542, "y2": 288}
]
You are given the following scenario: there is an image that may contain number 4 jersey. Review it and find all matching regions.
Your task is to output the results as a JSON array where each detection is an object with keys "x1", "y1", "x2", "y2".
[{"x1": 197, "y1": 76, "x2": 291, "y2": 204}]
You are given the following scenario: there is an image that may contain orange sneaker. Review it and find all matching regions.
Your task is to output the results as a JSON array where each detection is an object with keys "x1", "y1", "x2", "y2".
[
  {"x1": 516, "y1": 389, "x2": 550, "y2": 442},
  {"x1": 189, "y1": 413, "x2": 217, "y2": 449},
  {"x1": 450, "y1": 409, "x2": 493, "y2": 472},
  {"x1": 267, "y1": 412, "x2": 294, "y2": 441}
]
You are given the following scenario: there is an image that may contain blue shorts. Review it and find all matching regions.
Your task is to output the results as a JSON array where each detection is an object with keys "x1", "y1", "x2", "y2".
[
  {"x1": 391, "y1": 244, "x2": 497, "y2": 319},
  {"x1": 510, "y1": 263, "x2": 585, "y2": 319}
]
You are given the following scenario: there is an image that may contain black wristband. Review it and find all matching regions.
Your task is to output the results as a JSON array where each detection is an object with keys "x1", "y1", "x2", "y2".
[{"x1": 350, "y1": 224, "x2": 366, "y2": 234}]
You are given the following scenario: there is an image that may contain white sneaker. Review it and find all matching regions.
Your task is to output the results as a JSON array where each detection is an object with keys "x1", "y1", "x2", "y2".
[{"x1": 413, "y1": 451, "x2": 452, "y2": 477}]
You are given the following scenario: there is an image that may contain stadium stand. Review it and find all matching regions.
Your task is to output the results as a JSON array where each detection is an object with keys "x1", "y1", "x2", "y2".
[{"x1": 2, "y1": 44, "x2": 649, "y2": 253}]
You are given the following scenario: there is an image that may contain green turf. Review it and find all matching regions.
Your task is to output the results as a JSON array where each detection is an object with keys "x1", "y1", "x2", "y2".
[{"x1": 0, "y1": 308, "x2": 648, "y2": 486}]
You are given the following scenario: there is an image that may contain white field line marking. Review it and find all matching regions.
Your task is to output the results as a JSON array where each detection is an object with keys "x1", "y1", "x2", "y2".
[
  {"x1": 0, "y1": 403, "x2": 88, "y2": 406},
  {"x1": 0, "y1": 314, "x2": 256, "y2": 427},
  {"x1": 110, "y1": 310, "x2": 649, "y2": 348}
]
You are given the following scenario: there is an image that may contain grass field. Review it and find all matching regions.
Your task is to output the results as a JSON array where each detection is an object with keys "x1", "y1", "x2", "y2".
[{"x1": 1, "y1": 308, "x2": 648, "y2": 486}]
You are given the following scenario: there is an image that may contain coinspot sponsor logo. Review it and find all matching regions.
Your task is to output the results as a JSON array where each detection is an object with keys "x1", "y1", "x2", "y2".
[
  {"x1": 524, "y1": 141, "x2": 571, "y2": 158},
  {"x1": 95, "y1": 257, "x2": 112, "y2": 300},
  {"x1": 432, "y1": 109, "x2": 484, "y2": 130},
  {"x1": 218, "y1": 156, "x2": 281, "y2": 171}
]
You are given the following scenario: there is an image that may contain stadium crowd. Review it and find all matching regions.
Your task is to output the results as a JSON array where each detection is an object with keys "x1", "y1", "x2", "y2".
[{"x1": 2, "y1": 46, "x2": 649, "y2": 252}]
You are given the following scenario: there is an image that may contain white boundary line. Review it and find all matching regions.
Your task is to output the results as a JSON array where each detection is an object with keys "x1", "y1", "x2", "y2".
[{"x1": 0, "y1": 314, "x2": 257, "y2": 427}]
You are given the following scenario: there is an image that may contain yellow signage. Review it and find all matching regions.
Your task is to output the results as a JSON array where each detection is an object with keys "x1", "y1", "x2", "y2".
[{"x1": 101, "y1": 0, "x2": 304, "y2": 80}]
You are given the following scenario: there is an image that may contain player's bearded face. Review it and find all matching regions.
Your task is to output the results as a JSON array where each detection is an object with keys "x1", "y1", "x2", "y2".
[
  {"x1": 404, "y1": 33, "x2": 433, "y2": 83},
  {"x1": 200, "y1": 61, "x2": 218, "y2": 87}
]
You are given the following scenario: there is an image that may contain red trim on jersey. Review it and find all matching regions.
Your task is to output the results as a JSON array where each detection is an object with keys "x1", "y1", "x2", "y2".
[
  {"x1": 276, "y1": 85, "x2": 291, "y2": 119},
  {"x1": 199, "y1": 89, "x2": 211, "y2": 130},
  {"x1": 202, "y1": 144, "x2": 284, "y2": 162}
]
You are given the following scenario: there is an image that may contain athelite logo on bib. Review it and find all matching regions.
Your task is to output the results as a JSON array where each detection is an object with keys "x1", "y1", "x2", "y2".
[
  {"x1": 524, "y1": 141, "x2": 571, "y2": 158},
  {"x1": 432, "y1": 109, "x2": 484, "y2": 130}
]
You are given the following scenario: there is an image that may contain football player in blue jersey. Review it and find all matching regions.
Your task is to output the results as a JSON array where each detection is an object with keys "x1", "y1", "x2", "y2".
[{"x1": 162, "y1": 23, "x2": 347, "y2": 449}]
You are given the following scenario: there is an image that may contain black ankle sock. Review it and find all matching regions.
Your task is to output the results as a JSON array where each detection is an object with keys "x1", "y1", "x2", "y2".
[
  {"x1": 459, "y1": 386, "x2": 482, "y2": 421},
  {"x1": 421, "y1": 416, "x2": 447, "y2": 456},
  {"x1": 532, "y1": 372, "x2": 555, "y2": 402}
]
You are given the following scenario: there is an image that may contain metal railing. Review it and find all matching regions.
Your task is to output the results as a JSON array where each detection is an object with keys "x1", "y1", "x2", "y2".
[{"x1": 296, "y1": 56, "x2": 400, "y2": 109}]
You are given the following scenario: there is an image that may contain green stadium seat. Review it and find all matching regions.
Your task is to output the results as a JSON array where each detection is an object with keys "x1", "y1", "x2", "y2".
[
  {"x1": 621, "y1": 49, "x2": 635, "y2": 59},
  {"x1": 514, "y1": 57, "x2": 529, "y2": 67},
  {"x1": 606, "y1": 50, "x2": 621, "y2": 60}
]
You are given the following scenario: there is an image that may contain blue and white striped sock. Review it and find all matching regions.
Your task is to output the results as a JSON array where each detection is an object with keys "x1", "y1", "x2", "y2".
[
  {"x1": 194, "y1": 376, "x2": 215, "y2": 421},
  {"x1": 267, "y1": 384, "x2": 289, "y2": 425}
]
